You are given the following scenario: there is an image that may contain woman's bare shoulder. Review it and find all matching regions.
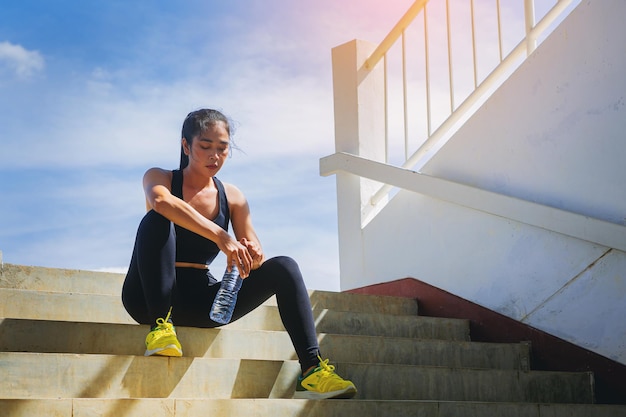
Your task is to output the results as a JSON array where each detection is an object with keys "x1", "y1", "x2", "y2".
[
  {"x1": 221, "y1": 181, "x2": 246, "y2": 206},
  {"x1": 143, "y1": 167, "x2": 173, "y2": 184}
]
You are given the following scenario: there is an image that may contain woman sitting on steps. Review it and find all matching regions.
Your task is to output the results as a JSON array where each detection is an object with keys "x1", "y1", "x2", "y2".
[{"x1": 121, "y1": 108, "x2": 356, "y2": 400}]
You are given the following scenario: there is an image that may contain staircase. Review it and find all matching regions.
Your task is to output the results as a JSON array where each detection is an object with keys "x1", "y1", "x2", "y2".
[{"x1": 1, "y1": 263, "x2": 624, "y2": 416}]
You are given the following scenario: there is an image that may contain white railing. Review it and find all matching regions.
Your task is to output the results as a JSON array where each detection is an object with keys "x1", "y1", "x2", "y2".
[
  {"x1": 364, "y1": 0, "x2": 579, "y2": 206},
  {"x1": 321, "y1": 152, "x2": 626, "y2": 253}
]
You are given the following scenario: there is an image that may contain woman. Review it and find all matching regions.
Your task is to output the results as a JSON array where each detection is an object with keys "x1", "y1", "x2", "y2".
[{"x1": 121, "y1": 108, "x2": 356, "y2": 400}]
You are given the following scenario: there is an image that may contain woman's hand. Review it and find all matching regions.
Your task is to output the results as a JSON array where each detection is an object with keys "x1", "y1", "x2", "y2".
[
  {"x1": 240, "y1": 237, "x2": 265, "y2": 270},
  {"x1": 222, "y1": 182, "x2": 265, "y2": 274},
  {"x1": 217, "y1": 232, "x2": 253, "y2": 278}
]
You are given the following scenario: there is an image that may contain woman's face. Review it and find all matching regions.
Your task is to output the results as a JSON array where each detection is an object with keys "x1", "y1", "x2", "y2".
[{"x1": 183, "y1": 121, "x2": 230, "y2": 176}]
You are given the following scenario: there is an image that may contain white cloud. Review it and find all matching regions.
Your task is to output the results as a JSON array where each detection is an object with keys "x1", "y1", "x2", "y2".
[
  {"x1": 0, "y1": 60, "x2": 336, "y2": 171},
  {"x1": 0, "y1": 41, "x2": 45, "y2": 79},
  {"x1": 0, "y1": 1, "x2": 417, "y2": 171}
]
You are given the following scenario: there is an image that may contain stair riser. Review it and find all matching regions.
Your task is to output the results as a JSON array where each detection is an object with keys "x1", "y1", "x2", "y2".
[
  {"x1": 3, "y1": 399, "x2": 625, "y2": 417},
  {"x1": 0, "y1": 353, "x2": 594, "y2": 403},
  {"x1": 0, "y1": 289, "x2": 469, "y2": 340},
  {"x1": 0, "y1": 318, "x2": 528, "y2": 369},
  {"x1": 0, "y1": 264, "x2": 124, "y2": 295},
  {"x1": 0, "y1": 289, "x2": 136, "y2": 323}
]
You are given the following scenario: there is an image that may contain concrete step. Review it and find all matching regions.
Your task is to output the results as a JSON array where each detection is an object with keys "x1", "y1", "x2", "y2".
[
  {"x1": 0, "y1": 352, "x2": 594, "y2": 403},
  {"x1": 1, "y1": 262, "x2": 615, "y2": 415},
  {"x1": 0, "y1": 318, "x2": 529, "y2": 370},
  {"x1": 0, "y1": 288, "x2": 470, "y2": 340},
  {"x1": 0, "y1": 263, "x2": 418, "y2": 315},
  {"x1": 0, "y1": 288, "x2": 135, "y2": 324},
  {"x1": 0, "y1": 263, "x2": 124, "y2": 295},
  {"x1": 3, "y1": 398, "x2": 626, "y2": 417}
]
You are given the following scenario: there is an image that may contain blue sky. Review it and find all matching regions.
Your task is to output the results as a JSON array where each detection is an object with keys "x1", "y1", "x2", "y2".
[
  {"x1": 0, "y1": 1, "x2": 568, "y2": 290},
  {"x1": 0, "y1": 0, "x2": 417, "y2": 290}
]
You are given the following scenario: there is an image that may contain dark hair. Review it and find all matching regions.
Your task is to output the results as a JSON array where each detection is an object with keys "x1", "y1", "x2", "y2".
[{"x1": 179, "y1": 109, "x2": 234, "y2": 169}]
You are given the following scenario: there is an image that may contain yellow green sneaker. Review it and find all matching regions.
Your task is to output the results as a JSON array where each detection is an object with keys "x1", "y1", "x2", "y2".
[
  {"x1": 293, "y1": 356, "x2": 357, "y2": 399},
  {"x1": 144, "y1": 307, "x2": 182, "y2": 357}
]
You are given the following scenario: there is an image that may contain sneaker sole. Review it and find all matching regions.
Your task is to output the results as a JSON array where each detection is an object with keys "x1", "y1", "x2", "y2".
[
  {"x1": 144, "y1": 345, "x2": 183, "y2": 357},
  {"x1": 293, "y1": 385, "x2": 357, "y2": 400}
]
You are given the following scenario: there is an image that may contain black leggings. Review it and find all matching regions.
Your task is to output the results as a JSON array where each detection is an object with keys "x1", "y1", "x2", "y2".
[{"x1": 121, "y1": 210, "x2": 320, "y2": 371}]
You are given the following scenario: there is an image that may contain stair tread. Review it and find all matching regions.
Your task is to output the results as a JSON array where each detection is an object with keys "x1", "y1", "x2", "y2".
[
  {"x1": 2, "y1": 398, "x2": 625, "y2": 417},
  {"x1": 0, "y1": 352, "x2": 594, "y2": 403},
  {"x1": 0, "y1": 288, "x2": 469, "y2": 340},
  {"x1": 0, "y1": 264, "x2": 418, "y2": 315},
  {"x1": 0, "y1": 318, "x2": 529, "y2": 369}
]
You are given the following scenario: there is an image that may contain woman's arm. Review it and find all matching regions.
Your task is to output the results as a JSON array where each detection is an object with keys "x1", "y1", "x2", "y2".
[
  {"x1": 224, "y1": 182, "x2": 266, "y2": 270},
  {"x1": 143, "y1": 168, "x2": 253, "y2": 276}
]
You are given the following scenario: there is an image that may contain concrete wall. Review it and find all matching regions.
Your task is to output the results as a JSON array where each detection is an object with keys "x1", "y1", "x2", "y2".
[{"x1": 349, "y1": 0, "x2": 626, "y2": 364}]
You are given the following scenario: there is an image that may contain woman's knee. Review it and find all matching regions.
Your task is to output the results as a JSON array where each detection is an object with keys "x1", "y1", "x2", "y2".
[
  {"x1": 138, "y1": 210, "x2": 170, "y2": 232},
  {"x1": 135, "y1": 210, "x2": 175, "y2": 244},
  {"x1": 259, "y1": 256, "x2": 304, "y2": 288},
  {"x1": 263, "y1": 256, "x2": 300, "y2": 275}
]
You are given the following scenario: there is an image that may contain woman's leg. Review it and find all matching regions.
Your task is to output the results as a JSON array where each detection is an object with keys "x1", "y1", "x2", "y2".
[
  {"x1": 121, "y1": 210, "x2": 177, "y2": 325},
  {"x1": 230, "y1": 256, "x2": 320, "y2": 372},
  {"x1": 171, "y1": 256, "x2": 319, "y2": 371},
  {"x1": 228, "y1": 257, "x2": 356, "y2": 399}
]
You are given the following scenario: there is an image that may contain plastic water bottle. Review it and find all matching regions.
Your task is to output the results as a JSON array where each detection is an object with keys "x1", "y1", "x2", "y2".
[{"x1": 209, "y1": 265, "x2": 243, "y2": 324}]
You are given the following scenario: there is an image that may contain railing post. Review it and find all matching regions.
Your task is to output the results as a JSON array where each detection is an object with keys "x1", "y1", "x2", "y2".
[
  {"x1": 330, "y1": 40, "x2": 386, "y2": 288},
  {"x1": 524, "y1": 0, "x2": 537, "y2": 54}
]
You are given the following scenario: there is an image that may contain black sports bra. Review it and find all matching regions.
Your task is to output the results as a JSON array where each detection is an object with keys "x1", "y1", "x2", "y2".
[{"x1": 171, "y1": 169, "x2": 230, "y2": 265}]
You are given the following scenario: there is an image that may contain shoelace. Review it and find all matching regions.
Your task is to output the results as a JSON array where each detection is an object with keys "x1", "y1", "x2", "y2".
[
  {"x1": 153, "y1": 307, "x2": 174, "y2": 332},
  {"x1": 317, "y1": 356, "x2": 336, "y2": 373},
  {"x1": 311, "y1": 356, "x2": 348, "y2": 389}
]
